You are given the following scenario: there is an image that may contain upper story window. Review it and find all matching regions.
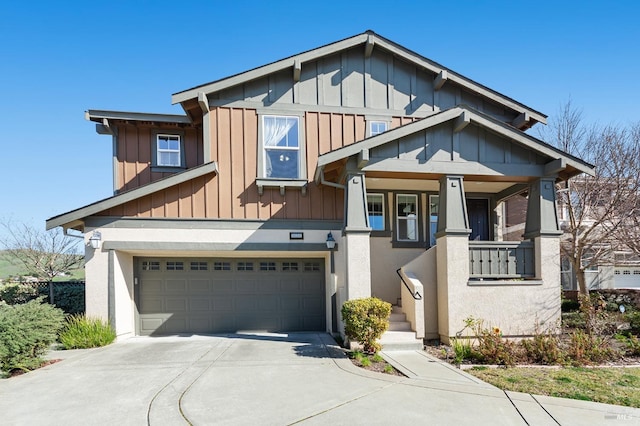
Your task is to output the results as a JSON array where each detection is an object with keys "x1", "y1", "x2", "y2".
[
  {"x1": 157, "y1": 135, "x2": 181, "y2": 167},
  {"x1": 396, "y1": 194, "x2": 418, "y2": 242},
  {"x1": 262, "y1": 115, "x2": 300, "y2": 179},
  {"x1": 367, "y1": 194, "x2": 385, "y2": 231},
  {"x1": 152, "y1": 130, "x2": 185, "y2": 172},
  {"x1": 369, "y1": 121, "x2": 388, "y2": 136}
]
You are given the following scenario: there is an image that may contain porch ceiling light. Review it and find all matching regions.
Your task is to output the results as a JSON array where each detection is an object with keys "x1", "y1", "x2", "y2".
[
  {"x1": 326, "y1": 232, "x2": 336, "y2": 250},
  {"x1": 89, "y1": 231, "x2": 102, "y2": 249}
]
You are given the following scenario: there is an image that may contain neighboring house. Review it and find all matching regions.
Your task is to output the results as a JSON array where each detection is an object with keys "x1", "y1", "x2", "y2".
[{"x1": 46, "y1": 31, "x2": 594, "y2": 343}]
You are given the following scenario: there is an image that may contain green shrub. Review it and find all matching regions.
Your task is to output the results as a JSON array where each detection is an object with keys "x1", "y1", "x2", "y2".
[
  {"x1": 561, "y1": 298, "x2": 580, "y2": 312},
  {"x1": 0, "y1": 282, "x2": 39, "y2": 305},
  {"x1": 341, "y1": 297, "x2": 391, "y2": 353},
  {"x1": 624, "y1": 335, "x2": 640, "y2": 356},
  {"x1": 625, "y1": 311, "x2": 640, "y2": 335},
  {"x1": 59, "y1": 315, "x2": 116, "y2": 349},
  {"x1": 0, "y1": 298, "x2": 65, "y2": 372},
  {"x1": 451, "y1": 337, "x2": 473, "y2": 364}
]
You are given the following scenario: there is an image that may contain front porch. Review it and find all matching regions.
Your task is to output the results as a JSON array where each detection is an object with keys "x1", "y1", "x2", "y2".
[{"x1": 314, "y1": 106, "x2": 593, "y2": 346}]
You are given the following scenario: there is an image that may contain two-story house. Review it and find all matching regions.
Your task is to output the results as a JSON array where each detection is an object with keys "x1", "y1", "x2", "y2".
[{"x1": 47, "y1": 32, "x2": 594, "y2": 344}]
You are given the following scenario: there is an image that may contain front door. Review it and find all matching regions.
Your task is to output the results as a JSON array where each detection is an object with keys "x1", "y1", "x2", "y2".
[{"x1": 467, "y1": 199, "x2": 490, "y2": 241}]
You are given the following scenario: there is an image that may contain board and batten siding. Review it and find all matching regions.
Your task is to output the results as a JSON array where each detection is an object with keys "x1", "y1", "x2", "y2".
[
  {"x1": 100, "y1": 107, "x2": 414, "y2": 221},
  {"x1": 115, "y1": 125, "x2": 203, "y2": 192},
  {"x1": 209, "y1": 46, "x2": 517, "y2": 124}
]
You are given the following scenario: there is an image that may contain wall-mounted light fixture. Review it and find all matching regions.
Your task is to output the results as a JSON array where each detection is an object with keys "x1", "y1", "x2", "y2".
[
  {"x1": 326, "y1": 232, "x2": 336, "y2": 250},
  {"x1": 89, "y1": 231, "x2": 102, "y2": 249}
]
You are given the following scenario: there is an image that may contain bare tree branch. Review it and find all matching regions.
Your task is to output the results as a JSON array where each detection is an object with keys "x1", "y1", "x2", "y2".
[
  {"x1": 0, "y1": 221, "x2": 83, "y2": 282},
  {"x1": 543, "y1": 102, "x2": 640, "y2": 296}
]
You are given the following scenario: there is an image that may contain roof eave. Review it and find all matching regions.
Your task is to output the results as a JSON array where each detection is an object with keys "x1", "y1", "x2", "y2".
[
  {"x1": 46, "y1": 162, "x2": 219, "y2": 231},
  {"x1": 171, "y1": 31, "x2": 546, "y2": 125}
]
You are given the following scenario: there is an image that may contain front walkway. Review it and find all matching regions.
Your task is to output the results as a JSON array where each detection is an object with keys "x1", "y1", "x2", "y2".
[
  {"x1": 381, "y1": 349, "x2": 640, "y2": 425},
  {"x1": 0, "y1": 334, "x2": 638, "y2": 425}
]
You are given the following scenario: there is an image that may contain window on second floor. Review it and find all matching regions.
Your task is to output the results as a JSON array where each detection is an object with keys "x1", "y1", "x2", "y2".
[
  {"x1": 157, "y1": 134, "x2": 181, "y2": 167},
  {"x1": 369, "y1": 121, "x2": 388, "y2": 137},
  {"x1": 262, "y1": 115, "x2": 301, "y2": 179},
  {"x1": 152, "y1": 130, "x2": 186, "y2": 172}
]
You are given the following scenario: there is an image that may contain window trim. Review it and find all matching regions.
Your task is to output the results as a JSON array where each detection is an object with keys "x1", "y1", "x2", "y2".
[
  {"x1": 365, "y1": 116, "x2": 392, "y2": 138},
  {"x1": 151, "y1": 130, "x2": 186, "y2": 173},
  {"x1": 257, "y1": 112, "x2": 306, "y2": 180},
  {"x1": 367, "y1": 192, "x2": 391, "y2": 237},
  {"x1": 392, "y1": 192, "x2": 424, "y2": 248}
]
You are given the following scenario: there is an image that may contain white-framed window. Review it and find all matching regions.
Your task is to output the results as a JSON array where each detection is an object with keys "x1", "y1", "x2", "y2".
[
  {"x1": 156, "y1": 134, "x2": 181, "y2": 167},
  {"x1": 367, "y1": 194, "x2": 385, "y2": 230},
  {"x1": 262, "y1": 115, "x2": 300, "y2": 179},
  {"x1": 369, "y1": 121, "x2": 388, "y2": 136},
  {"x1": 396, "y1": 194, "x2": 418, "y2": 241}
]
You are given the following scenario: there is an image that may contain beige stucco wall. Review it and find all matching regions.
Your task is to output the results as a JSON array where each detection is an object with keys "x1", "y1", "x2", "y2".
[
  {"x1": 437, "y1": 234, "x2": 561, "y2": 343},
  {"x1": 84, "y1": 225, "x2": 338, "y2": 338},
  {"x1": 369, "y1": 238, "x2": 424, "y2": 304},
  {"x1": 403, "y1": 247, "x2": 438, "y2": 339}
]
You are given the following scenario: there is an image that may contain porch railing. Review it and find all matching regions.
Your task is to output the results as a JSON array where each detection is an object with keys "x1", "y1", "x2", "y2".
[{"x1": 469, "y1": 241, "x2": 535, "y2": 279}]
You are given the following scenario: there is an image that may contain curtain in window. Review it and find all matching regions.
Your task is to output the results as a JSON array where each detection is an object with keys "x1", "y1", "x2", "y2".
[{"x1": 264, "y1": 116, "x2": 295, "y2": 177}]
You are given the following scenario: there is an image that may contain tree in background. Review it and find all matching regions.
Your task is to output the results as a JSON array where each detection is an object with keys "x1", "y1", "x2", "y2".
[
  {"x1": 539, "y1": 101, "x2": 640, "y2": 297},
  {"x1": 0, "y1": 221, "x2": 82, "y2": 282}
]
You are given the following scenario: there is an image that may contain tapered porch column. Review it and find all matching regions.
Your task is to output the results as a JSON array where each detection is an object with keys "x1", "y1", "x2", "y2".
[
  {"x1": 435, "y1": 176, "x2": 472, "y2": 343},
  {"x1": 524, "y1": 178, "x2": 562, "y2": 239},
  {"x1": 524, "y1": 178, "x2": 562, "y2": 327},
  {"x1": 343, "y1": 171, "x2": 372, "y2": 300}
]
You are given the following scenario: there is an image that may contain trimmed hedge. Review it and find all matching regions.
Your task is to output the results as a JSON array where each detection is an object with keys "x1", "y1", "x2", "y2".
[
  {"x1": 0, "y1": 298, "x2": 65, "y2": 372},
  {"x1": 341, "y1": 297, "x2": 391, "y2": 353}
]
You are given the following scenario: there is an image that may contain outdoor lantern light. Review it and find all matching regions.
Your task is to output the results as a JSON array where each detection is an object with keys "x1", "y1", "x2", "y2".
[
  {"x1": 89, "y1": 231, "x2": 102, "y2": 249},
  {"x1": 326, "y1": 232, "x2": 336, "y2": 250}
]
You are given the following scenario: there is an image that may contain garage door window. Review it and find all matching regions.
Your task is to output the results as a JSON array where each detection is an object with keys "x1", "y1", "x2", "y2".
[
  {"x1": 214, "y1": 262, "x2": 231, "y2": 271},
  {"x1": 167, "y1": 261, "x2": 184, "y2": 271},
  {"x1": 142, "y1": 261, "x2": 160, "y2": 271},
  {"x1": 260, "y1": 262, "x2": 276, "y2": 271},
  {"x1": 237, "y1": 262, "x2": 254, "y2": 271},
  {"x1": 190, "y1": 262, "x2": 208, "y2": 271},
  {"x1": 283, "y1": 262, "x2": 299, "y2": 271},
  {"x1": 304, "y1": 262, "x2": 320, "y2": 272}
]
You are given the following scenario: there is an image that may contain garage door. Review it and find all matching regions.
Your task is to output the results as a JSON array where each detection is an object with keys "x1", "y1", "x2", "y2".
[
  {"x1": 135, "y1": 258, "x2": 325, "y2": 335},
  {"x1": 614, "y1": 268, "x2": 640, "y2": 288}
]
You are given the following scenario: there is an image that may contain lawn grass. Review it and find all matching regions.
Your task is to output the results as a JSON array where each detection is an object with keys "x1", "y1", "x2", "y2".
[{"x1": 467, "y1": 366, "x2": 640, "y2": 408}]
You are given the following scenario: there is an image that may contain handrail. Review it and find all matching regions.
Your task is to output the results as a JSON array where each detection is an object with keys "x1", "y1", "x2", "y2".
[{"x1": 396, "y1": 268, "x2": 422, "y2": 300}]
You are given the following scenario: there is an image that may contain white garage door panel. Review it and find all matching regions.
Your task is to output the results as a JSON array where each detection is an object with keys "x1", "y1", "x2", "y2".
[
  {"x1": 137, "y1": 257, "x2": 325, "y2": 335},
  {"x1": 614, "y1": 268, "x2": 640, "y2": 288}
]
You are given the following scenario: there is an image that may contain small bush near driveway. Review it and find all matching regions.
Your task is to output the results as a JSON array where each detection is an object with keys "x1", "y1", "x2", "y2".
[
  {"x1": 341, "y1": 297, "x2": 391, "y2": 353},
  {"x1": 59, "y1": 315, "x2": 116, "y2": 349},
  {"x1": 0, "y1": 298, "x2": 65, "y2": 373}
]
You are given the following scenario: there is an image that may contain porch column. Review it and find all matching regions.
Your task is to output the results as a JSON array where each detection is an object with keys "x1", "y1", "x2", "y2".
[
  {"x1": 524, "y1": 178, "x2": 562, "y2": 239},
  {"x1": 524, "y1": 178, "x2": 562, "y2": 328},
  {"x1": 343, "y1": 171, "x2": 372, "y2": 300},
  {"x1": 435, "y1": 176, "x2": 472, "y2": 343}
]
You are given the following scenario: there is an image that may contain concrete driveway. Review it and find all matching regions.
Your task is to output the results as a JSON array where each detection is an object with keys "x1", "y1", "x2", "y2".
[{"x1": 1, "y1": 333, "x2": 639, "y2": 425}]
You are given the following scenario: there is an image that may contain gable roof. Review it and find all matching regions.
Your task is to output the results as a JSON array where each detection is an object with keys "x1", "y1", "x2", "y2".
[
  {"x1": 171, "y1": 31, "x2": 546, "y2": 127},
  {"x1": 315, "y1": 106, "x2": 594, "y2": 181},
  {"x1": 46, "y1": 161, "x2": 219, "y2": 231}
]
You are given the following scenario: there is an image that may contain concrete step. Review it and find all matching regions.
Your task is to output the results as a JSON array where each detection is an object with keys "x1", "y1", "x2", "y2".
[
  {"x1": 379, "y1": 330, "x2": 423, "y2": 351},
  {"x1": 388, "y1": 321, "x2": 412, "y2": 331},
  {"x1": 389, "y1": 312, "x2": 407, "y2": 322}
]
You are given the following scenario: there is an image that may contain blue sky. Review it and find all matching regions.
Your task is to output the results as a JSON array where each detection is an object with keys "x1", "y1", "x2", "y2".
[{"x1": 0, "y1": 1, "x2": 638, "y2": 239}]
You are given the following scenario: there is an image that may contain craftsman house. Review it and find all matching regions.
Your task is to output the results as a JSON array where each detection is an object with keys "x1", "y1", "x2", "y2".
[{"x1": 47, "y1": 31, "x2": 594, "y2": 344}]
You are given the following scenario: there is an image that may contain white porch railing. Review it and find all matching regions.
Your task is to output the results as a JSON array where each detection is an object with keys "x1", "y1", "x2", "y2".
[{"x1": 469, "y1": 241, "x2": 535, "y2": 279}]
